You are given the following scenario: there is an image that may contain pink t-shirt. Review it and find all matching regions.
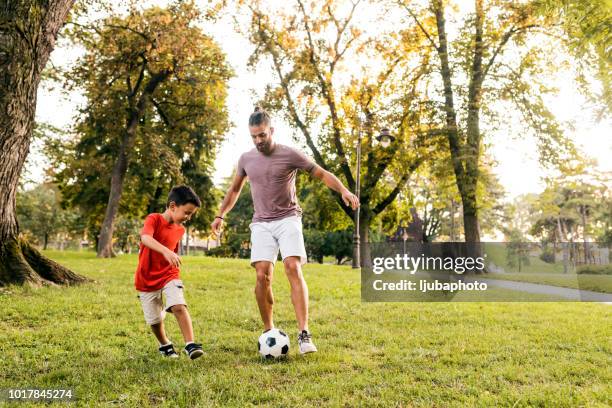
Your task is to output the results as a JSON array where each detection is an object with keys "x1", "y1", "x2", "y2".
[{"x1": 237, "y1": 144, "x2": 316, "y2": 222}]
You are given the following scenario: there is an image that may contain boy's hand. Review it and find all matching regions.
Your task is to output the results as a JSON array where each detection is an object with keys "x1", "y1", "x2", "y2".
[
  {"x1": 211, "y1": 217, "x2": 223, "y2": 237},
  {"x1": 163, "y1": 249, "x2": 181, "y2": 268}
]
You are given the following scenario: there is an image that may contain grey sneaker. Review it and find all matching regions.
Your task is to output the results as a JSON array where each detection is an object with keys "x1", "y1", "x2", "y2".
[{"x1": 297, "y1": 330, "x2": 318, "y2": 354}]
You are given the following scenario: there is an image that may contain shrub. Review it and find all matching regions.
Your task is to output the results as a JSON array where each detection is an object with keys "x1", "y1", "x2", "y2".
[{"x1": 576, "y1": 265, "x2": 612, "y2": 275}]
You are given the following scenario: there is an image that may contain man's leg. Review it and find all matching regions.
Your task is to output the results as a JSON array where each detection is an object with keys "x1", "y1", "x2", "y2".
[
  {"x1": 283, "y1": 256, "x2": 308, "y2": 332},
  {"x1": 254, "y1": 261, "x2": 275, "y2": 330}
]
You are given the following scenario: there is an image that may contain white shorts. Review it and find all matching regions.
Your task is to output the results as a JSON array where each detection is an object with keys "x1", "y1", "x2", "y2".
[
  {"x1": 249, "y1": 216, "x2": 307, "y2": 266},
  {"x1": 138, "y1": 279, "x2": 186, "y2": 325}
]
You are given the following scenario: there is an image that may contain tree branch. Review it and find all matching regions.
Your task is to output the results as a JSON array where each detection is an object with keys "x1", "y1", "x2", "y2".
[
  {"x1": 403, "y1": 4, "x2": 438, "y2": 51},
  {"x1": 373, "y1": 157, "x2": 423, "y2": 215}
]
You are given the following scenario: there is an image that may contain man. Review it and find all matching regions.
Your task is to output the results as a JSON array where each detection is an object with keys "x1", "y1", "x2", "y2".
[{"x1": 211, "y1": 107, "x2": 359, "y2": 354}]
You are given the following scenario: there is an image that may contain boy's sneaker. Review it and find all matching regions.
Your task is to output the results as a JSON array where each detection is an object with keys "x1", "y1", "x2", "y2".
[
  {"x1": 184, "y1": 343, "x2": 204, "y2": 360},
  {"x1": 297, "y1": 330, "x2": 318, "y2": 354},
  {"x1": 158, "y1": 343, "x2": 179, "y2": 358}
]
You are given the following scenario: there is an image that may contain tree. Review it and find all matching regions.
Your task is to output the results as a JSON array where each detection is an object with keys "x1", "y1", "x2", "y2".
[
  {"x1": 59, "y1": 2, "x2": 232, "y2": 257},
  {"x1": 15, "y1": 183, "x2": 85, "y2": 250},
  {"x1": 399, "y1": 0, "x2": 579, "y2": 245},
  {"x1": 243, "y1": 0, "x2": 428, "y2": 266},
  {"x1": 536, "y1": 0, "x2": 611, "y2": 115},
  {"x1": 0, "y1": 0, "x2": 87, "y2": 285}
]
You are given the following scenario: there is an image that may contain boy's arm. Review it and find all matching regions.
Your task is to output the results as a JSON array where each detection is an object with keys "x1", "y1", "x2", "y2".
[
  {"x1": 141, "y1": 234, "x2": 181, "y2": 268},
  {"x1": 311, "y1": 165, "x2": 360, "y2": 210},
  {"x1": 211, "y1": 173, "x2": 246, "y2": 236}
]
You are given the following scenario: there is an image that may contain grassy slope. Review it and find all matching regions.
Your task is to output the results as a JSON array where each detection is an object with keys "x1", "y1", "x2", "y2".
[{"x1": 0, "y1": 251, "x2": 610, "y2": 407}]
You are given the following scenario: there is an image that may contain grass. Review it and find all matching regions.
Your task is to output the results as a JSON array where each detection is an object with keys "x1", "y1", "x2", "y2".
[
  {"x1": 484, "y1": 243, "x2": 566, "y2": 274},
  {"x1": 0, "y1": 251, "x2": 610, "y2": 407}
]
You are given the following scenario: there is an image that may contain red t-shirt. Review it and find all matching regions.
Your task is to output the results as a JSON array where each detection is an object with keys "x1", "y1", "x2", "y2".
[{"x1": 134, "y1": 213, "x2": 185, "y2": 292}]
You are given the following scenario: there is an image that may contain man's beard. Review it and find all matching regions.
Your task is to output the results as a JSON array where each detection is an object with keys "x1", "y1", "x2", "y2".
[{"x1": 256, "y1": 141, "x2": 270, "y2": 152}]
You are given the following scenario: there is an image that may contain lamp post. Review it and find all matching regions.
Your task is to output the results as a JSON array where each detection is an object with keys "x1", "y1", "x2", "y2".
[
  {"x1": 352, "y1": 126, "x2": 396, "y2": 269},
  {"x1": 352, "y1": 120, "x2": 363, "y2": 269}
]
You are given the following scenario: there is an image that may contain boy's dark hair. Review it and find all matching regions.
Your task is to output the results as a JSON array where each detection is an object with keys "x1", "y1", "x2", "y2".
[
  {"x1": 248, "y1": 106, "x2": 271, "y2": 127},
  {"x1": 167, "y1": 185, "x2": 201, "y2": 208}
]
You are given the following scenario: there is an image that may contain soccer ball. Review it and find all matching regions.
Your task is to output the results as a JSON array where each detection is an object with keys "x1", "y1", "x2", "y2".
[{"x1": 258, "y1": 328, "x2": 290, "y2": 359}]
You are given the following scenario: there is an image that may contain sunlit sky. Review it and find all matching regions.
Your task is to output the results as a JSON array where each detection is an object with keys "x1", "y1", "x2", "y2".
[{"x1": 31, "y1": 0, "x2": 611, "y2": 201}]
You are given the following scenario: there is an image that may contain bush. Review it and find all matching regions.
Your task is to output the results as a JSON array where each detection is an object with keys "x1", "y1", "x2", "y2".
[
  {"x1": 576, "y1": 265, "x2": 612, "y2": 275},
  {"x1": 206, "y1": 245, "x2": 234, "y2": 258},
  {"x1": 539, "y1": 248, "x2": 556, "y2": 264}
]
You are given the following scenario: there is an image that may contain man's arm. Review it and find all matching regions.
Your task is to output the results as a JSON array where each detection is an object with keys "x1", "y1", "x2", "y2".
[
  {"x1": 311, "y1": 165, "x2": 360, "y2": 209},
  {"x1": 211, "y1": 173, "x2": 247, "y2": 236},
  {"x1": 141, "y1": 234, "x2": 181, "y2": 268}
]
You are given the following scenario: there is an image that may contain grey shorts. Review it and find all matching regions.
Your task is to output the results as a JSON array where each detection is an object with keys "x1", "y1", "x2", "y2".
[{"x1": 138, "y1": 279, "x2": 186, "y2": 325}]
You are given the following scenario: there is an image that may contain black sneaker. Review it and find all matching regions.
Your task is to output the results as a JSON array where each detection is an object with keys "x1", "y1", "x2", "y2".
[
  {"x1": 184, "y1": 343, "x2": 204, "y2": 360},
  {"x1": 158, "y1": 343, "x2": 179, "y2": 358}
]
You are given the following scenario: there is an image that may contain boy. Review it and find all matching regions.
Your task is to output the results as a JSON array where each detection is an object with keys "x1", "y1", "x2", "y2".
[{"x1": 135, "y1": 185, "x2": 204, "y2": 359}]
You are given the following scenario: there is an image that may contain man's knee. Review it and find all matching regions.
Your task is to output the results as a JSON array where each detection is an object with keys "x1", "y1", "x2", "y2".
[
  {"x1": 283, "y1": 257, "x2": 303, "y2": 279},
  {"x1": 255, "y1": 262, "x2": 274, "y2": 285}
]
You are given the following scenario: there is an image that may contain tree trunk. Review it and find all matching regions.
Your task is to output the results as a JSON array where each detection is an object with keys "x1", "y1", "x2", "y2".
[
  {"x1": 462, "y1": 200, "x2": 482, "y2": 243},
  {"x1": 0, "y1": 0, "x2": 87, "y2": 286},
  {"x1": 96, "y1": 141, "x2": 130, "y2": 258},
  {"x1": 580, "y1": 206, "x2": 590, "y2": 264},
  {"x1": 359, "y1": 213, "x2": 372, "y2": 268}
]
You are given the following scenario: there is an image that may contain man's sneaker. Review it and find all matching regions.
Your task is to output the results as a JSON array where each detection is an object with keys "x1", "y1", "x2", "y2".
[
  {"x1": 297, "y1": 330, "x2": 318, "y2": 354},
  {"x1": 184, "y1": 343, "x2": 204, "y2": 360},
  {"x1": 158, "y1": 343, "x2": 179, "y2": 358}
]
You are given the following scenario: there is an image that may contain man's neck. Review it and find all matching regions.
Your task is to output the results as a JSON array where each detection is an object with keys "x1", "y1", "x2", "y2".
[{"x1": 263, "y1": 142, "x2": 277, "y2": 156}]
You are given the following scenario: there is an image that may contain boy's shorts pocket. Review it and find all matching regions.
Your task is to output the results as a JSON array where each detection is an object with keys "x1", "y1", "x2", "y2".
[{"x1": 162, "y1": 279, "x2": 187, "y2": 312}]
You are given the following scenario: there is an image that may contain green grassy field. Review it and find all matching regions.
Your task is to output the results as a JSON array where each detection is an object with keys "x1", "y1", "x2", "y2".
[{"x1": 1, "y1": 251, "x2": 611, "y2": 407}]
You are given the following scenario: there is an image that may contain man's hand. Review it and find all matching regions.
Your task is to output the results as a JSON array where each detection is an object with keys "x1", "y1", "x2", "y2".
[
  {"x1": 211, "y1": 217, "x2": 224, "y2": 238},
  {"x1": 341, "y1": 189, "x2": 360, "y2": 210},
  {"x1": 163, "y1": 249, "x2": 181, "y2": 268}
]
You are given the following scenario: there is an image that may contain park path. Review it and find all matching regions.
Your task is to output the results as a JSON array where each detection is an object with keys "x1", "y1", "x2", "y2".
[{"x1": 472, "y1": 277, "x2": 612, "y2": 303}]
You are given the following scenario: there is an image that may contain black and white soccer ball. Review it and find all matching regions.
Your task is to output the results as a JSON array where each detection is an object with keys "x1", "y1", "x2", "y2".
[{"x1": 258, "y1": 328, "x2": 290, "y2": 359}]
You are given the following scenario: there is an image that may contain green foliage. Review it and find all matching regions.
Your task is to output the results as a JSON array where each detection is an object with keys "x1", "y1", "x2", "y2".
[
  {"x1": 16, "y1": 184, "x2": 86, "y2": 249},
  {"x1": 304, "y1": 228, "x2": 353, "y2": 264},
  {"x1": 536, "y1": 0, "x2": 612, "y2": 114},
  {"x1": 52, "y1": 1, "x2": 233, "y2": 236},
  {"x1": 505, "y1": 229, "x2": 531, "y2": 272}
]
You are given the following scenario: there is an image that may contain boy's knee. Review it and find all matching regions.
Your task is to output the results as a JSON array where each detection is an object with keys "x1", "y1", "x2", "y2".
[{"x1": 169, "y1": 304, "x2": 187, "y2": 314}]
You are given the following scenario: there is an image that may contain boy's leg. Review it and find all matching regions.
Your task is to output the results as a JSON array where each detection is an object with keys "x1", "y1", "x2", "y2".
[
  {"x1": 163, "y1": 280, "x2": 194, "y2": 343},
  {"x1": 282, "y1": 256, "x2": 308, "y2": 331},
  {"x1": 151, "y1": 321, "x2": 171, "y2": 345},
  {"x1": 169, "y1": 304, "x2": 194, "y2": 343},
  {"x1": 254, "y1": 261, "x2": 275, "y2": 331},
  {"x1": 139, "y1": 291, "x2": 170, "y2": 344}
]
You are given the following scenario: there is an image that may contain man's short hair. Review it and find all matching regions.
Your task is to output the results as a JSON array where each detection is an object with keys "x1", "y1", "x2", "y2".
[
  {"x1": 167, "y1": 185, "x2": 201, "y2": 208},
  {"x1": 249, "y1": 106, "x2": 271, "y2": 127}
]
